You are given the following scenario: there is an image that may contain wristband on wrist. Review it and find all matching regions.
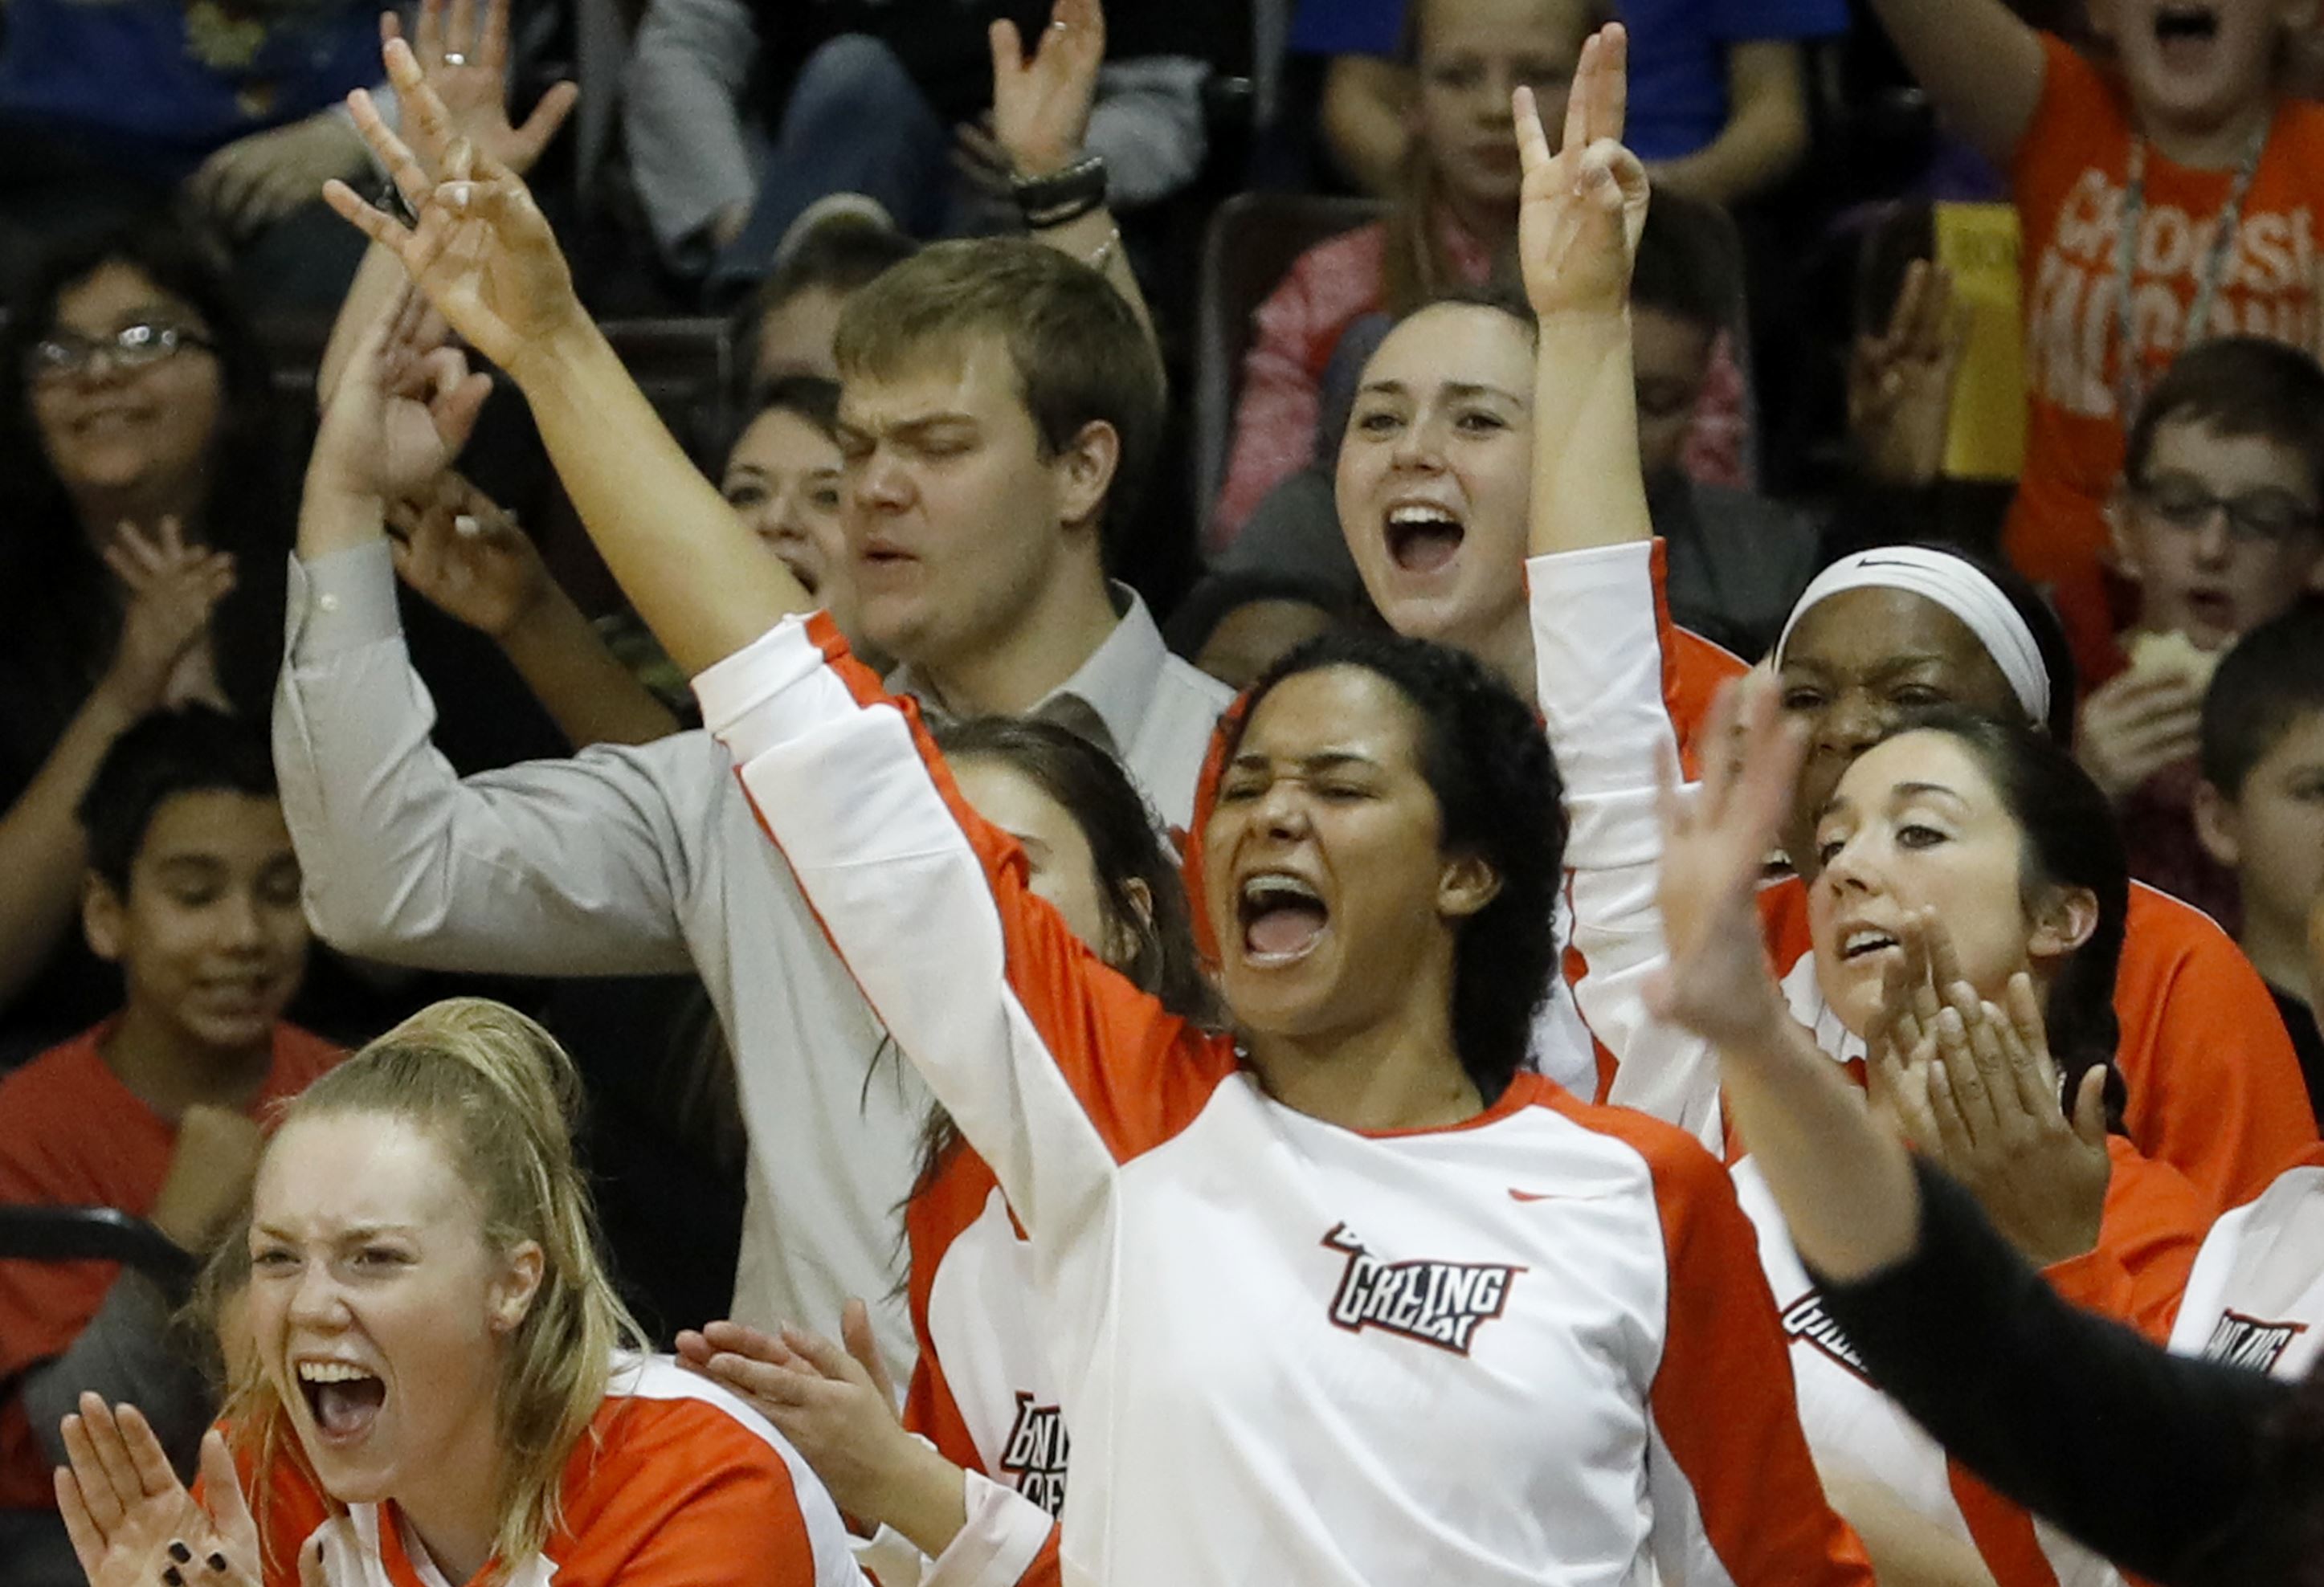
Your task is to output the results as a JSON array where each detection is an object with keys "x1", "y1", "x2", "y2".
[{"x1": 1013, "y1": 154, "x2": 1109, "y2": 230}]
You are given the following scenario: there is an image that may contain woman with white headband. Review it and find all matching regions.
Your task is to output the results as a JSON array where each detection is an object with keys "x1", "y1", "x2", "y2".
[
  {"x1": 1732, "y1": 546, "x2": 2318, "y2": 1217},
  {"x1": 1498, "y1": 70, "x2": 2273, "y2": 1585}
]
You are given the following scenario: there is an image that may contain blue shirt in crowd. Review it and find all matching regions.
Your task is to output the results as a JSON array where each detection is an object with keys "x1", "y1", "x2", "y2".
[
  {"x1": 1289, "y1": 0, "x2": 1848, "y2": 162},
  {"x1": 0, "y1": 0, "x2": 381, "y2": 181}
]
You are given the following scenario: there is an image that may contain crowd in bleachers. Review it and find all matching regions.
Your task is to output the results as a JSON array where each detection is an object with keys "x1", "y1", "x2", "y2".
[{"x1": 3, "y1": 0, "x2": 2324, "y2": 1581}]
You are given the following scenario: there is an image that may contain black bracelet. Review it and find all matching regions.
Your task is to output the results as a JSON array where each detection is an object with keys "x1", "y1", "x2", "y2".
[{"x1": 1013, "y1": 154, "x2": 1109, "y2": 230}]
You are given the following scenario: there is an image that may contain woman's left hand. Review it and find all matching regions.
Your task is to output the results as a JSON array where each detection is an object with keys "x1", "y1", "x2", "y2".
[
  {"x1": 1512, "y1": 24, "x2": 1650, "y2": 324},
  {"x1": 56, "y1": 1404, "x2": 261, "y2": 1587},
  {"x1": 677, "y1": 1300, "x2": 919, "y2": 1523},
  {"x1": 984, "y1": 0, "x2": 1105, "y2": 179},
  {"x1": 1869, "y1": 915, "x2": 2112, "y2": 1268},
  {"x1": 1648, "y1": 673, "x2": 1807, "y2": 1049}
]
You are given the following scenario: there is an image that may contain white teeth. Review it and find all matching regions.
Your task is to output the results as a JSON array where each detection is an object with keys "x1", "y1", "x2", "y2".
[
  {"x1": 1240, "y1": 872, "x2": 1323, "y2": 908},
  {"x1": 296, "y1": 1361, "x2": 377, "y2": 1384},
  {"x1": 1387, "y1": 504, "x2": 1456, "y2": 526},
  {"x1": 1843, "y1": 929, "x2": 1898, "y2": 959}
]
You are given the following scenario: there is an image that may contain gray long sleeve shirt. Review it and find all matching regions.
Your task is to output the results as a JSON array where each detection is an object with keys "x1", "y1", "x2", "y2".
[{"x1": 270, "y1": 544, "x2": 1226, "y2": 1382}]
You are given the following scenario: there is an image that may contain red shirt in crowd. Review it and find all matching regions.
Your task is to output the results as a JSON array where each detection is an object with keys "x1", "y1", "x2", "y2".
[{"x1": 0, "y1": 1019, "x2": 341, "y2": 1509}]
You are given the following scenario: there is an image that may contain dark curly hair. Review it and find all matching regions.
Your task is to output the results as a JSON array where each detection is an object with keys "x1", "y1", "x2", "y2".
[
  {"x1": 1869, "y1": 705, "x2": 2126, "y2": 1122},
  {"x1": 1225, "y1": 630, "x2": 1566, "y2": 1101}
]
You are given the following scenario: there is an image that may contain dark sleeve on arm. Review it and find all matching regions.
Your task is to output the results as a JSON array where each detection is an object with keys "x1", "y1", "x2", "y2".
[
  {"x1": 18, "y1": 1272, "x2": 213, "y2": 1479},
  {"x1": 1814, "y1": 1161, "x2": 2288, "y2": 1584}
]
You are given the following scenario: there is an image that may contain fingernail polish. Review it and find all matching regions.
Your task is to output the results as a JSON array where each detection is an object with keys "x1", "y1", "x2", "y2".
[
  {"x1": 208, "y1": 1554, "x2": 230, "y2": 1573},
  {"x1": 163, "y1": 1569, "x2": 184, "y2": 1587},
  {"x1": 170, "y1": 1540, "x2": 193, "y2": 1563}
]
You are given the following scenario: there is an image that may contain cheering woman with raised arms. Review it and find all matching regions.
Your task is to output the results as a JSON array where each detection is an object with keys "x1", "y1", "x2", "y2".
[{"x1": 322, "y1": 27, "x2": 1869, "y2": 1585}]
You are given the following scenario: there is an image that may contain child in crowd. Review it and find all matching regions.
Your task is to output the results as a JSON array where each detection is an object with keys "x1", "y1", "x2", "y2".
[
  {"x1": 1209, "y1": 0, "x2": 1603, "y2": 545},
  {"x1": 2196, "y1": 602, "x2": 2324, "y2": 1112},
  {"x1": 1298, "y1": 0, "x2": 1842, "y2": 206},
  {"x1": 2077, "y1": 339, "x2": 2324, "y2": 924},
  {"x1": 1865, "y1": 0, "x2": 2324, "y2": 683},
  {"x1": 733, "y1": 214, "x2": 921, "y2": 392},
  {"x1": 0, "y1": 708, "x2": 334, "y2": 1563}
]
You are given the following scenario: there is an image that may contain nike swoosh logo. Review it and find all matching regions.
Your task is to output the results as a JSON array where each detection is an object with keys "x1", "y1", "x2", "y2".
[{"x1": 1507, "y1": 1189, "x2": 1562, "y2": 1203}]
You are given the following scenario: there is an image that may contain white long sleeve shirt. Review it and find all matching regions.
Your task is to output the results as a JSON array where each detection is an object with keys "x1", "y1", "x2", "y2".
[
  {"x1": 694, "y1": 601, "x2": 1872, "y2": 1587},
  {"x1": 270, "y1": 546, "x2": 1223, "y2": 1389},
  {"x1": 1530, "y1": 541, "x2": 2127, "y2": 1587}
]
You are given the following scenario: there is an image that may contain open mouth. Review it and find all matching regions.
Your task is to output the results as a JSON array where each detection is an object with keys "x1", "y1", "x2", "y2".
[
  {"x1": 1236, "y1": 871, "x2": 1330, "y2": 965},
  {"x1": 1839, "y1": 927, "x2": 1901, "y2": 962},
  {"x1": 1384, "y1": 504, "x2": 1465, "y2": 576},
  {"x1": 2154, "y1": 4, "x2": 2219, "y2": 48},
  {"x1": 296, "y1": 1360, "x2": 386, "y2": 1445}
]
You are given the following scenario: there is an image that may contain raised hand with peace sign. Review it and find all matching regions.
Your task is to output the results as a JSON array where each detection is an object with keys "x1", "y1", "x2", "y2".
[{"x1": 1512, "y1": 24, "x2": 1651, "y2": 325}]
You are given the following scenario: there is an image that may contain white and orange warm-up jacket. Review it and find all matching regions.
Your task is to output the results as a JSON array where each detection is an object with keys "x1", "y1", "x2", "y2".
[{"x1": 693, "y1": 589, "x2": 1872, "y2": 1587}]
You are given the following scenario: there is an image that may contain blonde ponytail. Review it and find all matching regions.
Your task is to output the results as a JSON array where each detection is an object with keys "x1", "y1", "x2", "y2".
[{"x1": 212, "y1": 999, "x2": 645, "y2": 1585}]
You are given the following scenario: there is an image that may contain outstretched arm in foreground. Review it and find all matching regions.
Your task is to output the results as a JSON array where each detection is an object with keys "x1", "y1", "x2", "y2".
[{"x1": 323, "y1": 41, "x2": 809, "y2": 675}]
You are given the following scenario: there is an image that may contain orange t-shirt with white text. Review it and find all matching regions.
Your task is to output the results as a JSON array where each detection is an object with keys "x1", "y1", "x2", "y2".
[{"x1": 2007, "y1": 33, "x2": 2324, "y2": 681}]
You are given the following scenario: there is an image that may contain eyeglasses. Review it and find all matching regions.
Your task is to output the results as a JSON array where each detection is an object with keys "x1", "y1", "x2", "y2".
[
  {"x1": 25, "y1": 321, "x2": 215, "y2": 383},
  {"x1": 2131, "y1": 473, "x2": 2322, "y2": 545}
]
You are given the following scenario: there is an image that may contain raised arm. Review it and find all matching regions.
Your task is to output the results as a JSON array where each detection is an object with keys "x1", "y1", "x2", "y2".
[
  {"x1": 0, "y1": 524, "x2": 232, "y2": 1010},
  {"x1": 1648, "y1": 676, "x2": 1926, "y2": 1279},
  {"x1": 1862, "y1": 0, "x2": 2044, "y2": 173},
  {"x1": 318, "y1": 0, "x2": 578, "y2": 407},
  {"x1": 323, "y1": 41, "x2": 810, "y2": 675},
  {"x1": 987, "y1": 0, "x2": 1157, "y2": 345},
  {"x1": 1514, "y1": 26, "x2": 1654, "y2": 560}
]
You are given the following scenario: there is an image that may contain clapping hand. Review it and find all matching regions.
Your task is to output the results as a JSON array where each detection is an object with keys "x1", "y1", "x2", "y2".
[
  {"x1": 677, "y1": 1301, "x2": 921, "y2": 1524},
  {"x1": 1512, "y1": 24, "x2": 1650, "y2": 324},
  {"x1": 99, "y1": 520, "x2": 235, "y2": 716},
  {"x1": 1647, "y1": 674, "x2": 1807, "y2": 1048},
  {"x1": 56, "y1": 1401, "x2": 263, "y2": 1587},
  {"x1": 321, "y1": 43, "x2": 581, "y2": 377},
  {"x1": 1848, "y1": 259, "x2": 1968, "y2": 488},
  {"x1": 387, "y1": 0, "x2": 579, "y2": 180},
  {"x1": 1867, "y1": 912, "x2": 2111, "y2": 1268}
]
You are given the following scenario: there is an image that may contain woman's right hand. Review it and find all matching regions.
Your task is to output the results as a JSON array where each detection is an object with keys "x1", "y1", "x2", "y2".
[
  {"x1": 56, "y1": 1401, "x2": 262, "y2": 1587},
  {"x1": 99, "y1": 520, "x2": 235, "y2": 716},
  {"x1": 386, "y1": 472, "x2": 550, "y2": 639},
  {"x1": 1647, "y1": 674, "x2": 1806, "y2": 1049},
  {"x1": 321, "y1": 41, "x2": 582, "y2": 377}
]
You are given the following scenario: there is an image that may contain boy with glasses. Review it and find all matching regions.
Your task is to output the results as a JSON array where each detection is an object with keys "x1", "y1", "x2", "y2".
[{"x1": 2078, "y1": 337, "x2": 2324, "y2": 924}]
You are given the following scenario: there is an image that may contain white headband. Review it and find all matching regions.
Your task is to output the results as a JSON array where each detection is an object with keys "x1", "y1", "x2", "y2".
[{"x1": 1775, "y1": 548, "x2": 2052, "y2": 724}]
